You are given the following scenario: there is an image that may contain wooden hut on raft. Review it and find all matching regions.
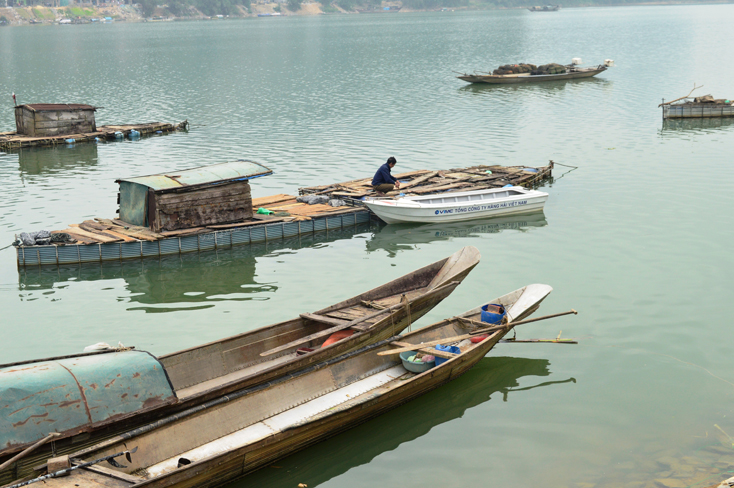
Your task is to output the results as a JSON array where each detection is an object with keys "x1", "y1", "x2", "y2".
[
  {"x1": 116, "y1": 160, "x2": 273, "y2": 232},
  {"x1": 14, "y1": 104, "x2": 98, "y2": 137}
]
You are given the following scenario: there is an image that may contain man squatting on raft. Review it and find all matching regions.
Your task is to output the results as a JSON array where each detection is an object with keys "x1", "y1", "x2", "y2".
[{"x1": 372, "y1": 156, "x2": 401, "y2": 195}]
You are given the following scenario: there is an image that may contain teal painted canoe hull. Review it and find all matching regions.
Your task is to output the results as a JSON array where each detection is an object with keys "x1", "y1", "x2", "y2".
[{"x1": 0, "y1": 350, "x2": 176, "y2": 454}]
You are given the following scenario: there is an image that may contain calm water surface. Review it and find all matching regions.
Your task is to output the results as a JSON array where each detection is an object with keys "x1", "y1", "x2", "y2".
[{"x1": 2, "y1": 6, "x2": 734, "y2": 487}]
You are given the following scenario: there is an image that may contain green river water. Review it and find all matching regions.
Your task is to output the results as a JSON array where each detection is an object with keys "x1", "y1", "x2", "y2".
[{"x1": 2, "y1": 6, "x2": 734, "y2": 487}]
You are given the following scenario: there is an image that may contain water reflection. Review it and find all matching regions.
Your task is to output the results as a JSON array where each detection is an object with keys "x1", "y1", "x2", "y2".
[
  {"x1": 14, "y1": 144, "x2": 99, "y2": 175},
  {"x1": 18, "y1": 223, "x2": 373, "y2": 312},
  {"x1": 230, "y1": 356, "x2": 574, "y2": 488},
  {"x1": 660, "y1": 117, "x2": 734, "y2": 134},
  {"x1": 366, "y1": 212, "x2": 547, "y2": 256}
]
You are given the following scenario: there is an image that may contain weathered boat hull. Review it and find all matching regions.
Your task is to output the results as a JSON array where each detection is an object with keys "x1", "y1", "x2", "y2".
[
  {"x1": 0, "y1": 352, "x2": 176, "y2": 455},
  {"x1": 662, "y1": 103, "x2": 734, "y2": 119},
  {"x1": 1, "y1": 247, "x2": 479, "y2": 485},
  {"x1": 364, "y1": 187, "x2": 548, "y2": 224},
  {"x1": 457, "y1": 67, "x2": 605, "y2": 84},
  {"x1": 33, "y1": 284, "x2": 553, "y2": 488}
]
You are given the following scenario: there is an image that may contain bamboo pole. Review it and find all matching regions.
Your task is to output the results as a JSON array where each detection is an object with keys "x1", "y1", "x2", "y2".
[
  {"x1": 0, "y1": 433, "x2": 61, "y2": 471},
  {"x1": 659, "y1": 83, "x2": 703, "y2": 107},
  {"x1": 377, "y1": 309, "x2": 577, "y2": 356}
]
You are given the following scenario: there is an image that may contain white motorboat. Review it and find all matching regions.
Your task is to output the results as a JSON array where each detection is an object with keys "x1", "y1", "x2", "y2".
[{"x1": 363, "y1": 186, "x2": 549, "y2": 224}]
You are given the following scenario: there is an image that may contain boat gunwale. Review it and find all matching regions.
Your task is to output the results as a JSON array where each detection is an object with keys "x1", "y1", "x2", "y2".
[{"x1": 365, "y1": 186, "x2": 548, "y2": 209}]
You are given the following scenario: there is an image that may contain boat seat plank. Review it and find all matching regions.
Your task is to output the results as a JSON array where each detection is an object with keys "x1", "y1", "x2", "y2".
[
  {"x1": 299, "y1": 313, "x2": 350, "y2": 327},
  {"x1": 175, "y1": 352, "x2": 298, "y2": 400},
  {"x1": 390, "y1": 341, "x2": 458, "y2": 359},
  {"x1": 323, "y1": 306, "x2": 374, "y2": 321},
  {"x1": 146, "y1": 365, "x2": 408, "y2": 478}
]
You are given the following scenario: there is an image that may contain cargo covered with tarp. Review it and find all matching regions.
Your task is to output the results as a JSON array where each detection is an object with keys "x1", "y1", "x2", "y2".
[
  {"x1": 492, "y1": 63, "x2": 567, "y2": 76},
  {"x1": 0, "y1": 350, "x2": 176, "y2": 456},
  {"x1": 116, "y1": 160, "x2": 273, "y2": 232}
]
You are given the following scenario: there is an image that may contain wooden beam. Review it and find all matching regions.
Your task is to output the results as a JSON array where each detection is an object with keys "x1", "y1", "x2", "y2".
[
  {"x1": 261, "y1": 299, "x2": 409, "y2": 357},
  {"x1": 299, "y1": 313, "x2": 350, "y2": 328},
  {"x1": 378, "y1": 309, "x2": 578, "y2": 356},
  {"x1": 391, "y1": 341, "x2": 457, "y2": 359}
]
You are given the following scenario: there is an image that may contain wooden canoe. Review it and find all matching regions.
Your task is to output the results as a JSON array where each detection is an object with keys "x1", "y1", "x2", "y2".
[
  {"x1": 0, "y1": 246, "x2": 480, "y2": 484},
  {"x1": 26, "y1": 284, "x2": 552, "y2": 488}
]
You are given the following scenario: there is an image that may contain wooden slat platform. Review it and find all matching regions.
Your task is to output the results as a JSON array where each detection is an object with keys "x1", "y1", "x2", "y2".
[
  {"x1": 298, "y1": 162, "x2": 554, "y2": 200},
  {"x1": 0, "y1": 120, "x2": 188, "y2": 151}
]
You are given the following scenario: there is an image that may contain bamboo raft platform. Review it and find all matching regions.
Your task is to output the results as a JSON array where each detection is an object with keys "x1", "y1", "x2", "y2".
[
  {"x1": 299, "y1": 162, "x2": 554, "y2": 201},
  {"x1": 0, "y1": 121, "x2": 188, "y2": 151},
  {"x1": 14, "y1": 162, "x2": 552, "y2": 267}
]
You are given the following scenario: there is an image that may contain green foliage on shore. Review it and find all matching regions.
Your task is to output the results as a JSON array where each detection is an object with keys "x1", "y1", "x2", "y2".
[
  {"x1": 138, "y1": 0, "x2": 250, "y2": 17},
  {"x1": 287, "y1": 0, "x2": 301, "y2": 11},
  {"x1": 67, "y1": 6, "x2": 94, "y2": 16},
  {"x1": 334, "y1": 0, "x2": 379, "y2": 11}
]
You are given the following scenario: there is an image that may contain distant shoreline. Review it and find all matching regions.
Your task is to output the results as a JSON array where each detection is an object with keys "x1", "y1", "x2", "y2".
[{"x1": 1, "y1": 0, "x2": 732, "y2": 26}]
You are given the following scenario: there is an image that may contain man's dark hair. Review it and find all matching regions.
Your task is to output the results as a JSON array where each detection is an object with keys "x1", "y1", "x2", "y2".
[{"x1": 387, "y1": 156, "x2": 397, "y2": 165}]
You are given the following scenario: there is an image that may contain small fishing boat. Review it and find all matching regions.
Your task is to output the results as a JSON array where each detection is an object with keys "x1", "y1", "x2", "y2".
[
  {"x1": 457, "y1": 59, "x2": 613, "y2": 84},
  {"x1": 22, "y1": 284, "x2": 555, "y2": 488},
  {"x1": 363, "y1": 186, "x2": 548, "y2": 224},
  {"x1": 0, "y1": 247, "x2": 479, "y2": 484},
  {"x1": 528, "y1": 5, "x2": 559, "y2": 11}
]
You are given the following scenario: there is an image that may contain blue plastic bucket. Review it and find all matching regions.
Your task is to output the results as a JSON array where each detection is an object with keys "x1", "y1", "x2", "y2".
[
  {"x1": 434, "y1": 344, "x2": 460, "y2": 366},
  {"x1": 481, "y1": 303, "x2": 506, "y2": 324}
]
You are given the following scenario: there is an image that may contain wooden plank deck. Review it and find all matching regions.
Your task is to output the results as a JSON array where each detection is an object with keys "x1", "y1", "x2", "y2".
[
  {"x1": 14, "y1": 162, "x2": 552, "y2": 267},
  {"x1": 299, "y1": 162, "x2": 554, "y2": 200},
  {"x1": 0, "y1": 121, "x2": 188, "y2": 151}
]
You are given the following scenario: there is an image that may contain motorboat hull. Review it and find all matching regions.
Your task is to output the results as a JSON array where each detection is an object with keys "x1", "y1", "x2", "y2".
[{"x1": 364, "y1": 187, "x2": 548, "y2": 224}]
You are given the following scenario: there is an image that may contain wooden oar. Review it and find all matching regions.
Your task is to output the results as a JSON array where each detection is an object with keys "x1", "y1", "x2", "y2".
[
  {"x1": 377, "y1": 309, "x2": 577, "y2": 357},
  {"x1": 500, "y1": 339, "x2": 578, "y2": 344},
  {"x1": 0, "y1": 433, "x2": 61, "y2": 471},
  {"x1": 260, "y1": 281, "x2": 460, "y2": 357},
  {"x1": 501, "y1": 329, "x2": 578, "y2": 344}
]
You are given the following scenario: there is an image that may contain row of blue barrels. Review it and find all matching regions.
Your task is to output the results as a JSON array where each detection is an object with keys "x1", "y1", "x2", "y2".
[
  {"x1": 65, "y1": 129, "x2": 146, "y2": 144},
  {"x1": 17, "y1": 210, "x2": 371, "y2": 267}
]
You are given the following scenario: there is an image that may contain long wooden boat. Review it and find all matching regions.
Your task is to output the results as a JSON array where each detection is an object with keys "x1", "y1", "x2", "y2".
[
  {"x1": 363, "y1": 186, "x2": 548, "y2": 224},
  {"x1": 23, "y1": 283, "x2": 553, "y2": 488},
  {"x1": 0, "y1": 246, "x2": 479, "y2": 484},
  {"x1": 457, "y1": 65, "x2": 607, "y2": 84}
]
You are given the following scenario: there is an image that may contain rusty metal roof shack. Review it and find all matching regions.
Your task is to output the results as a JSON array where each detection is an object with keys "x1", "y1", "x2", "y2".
[
  {"x1": 14, "y1": 104, "x2": 98, "y2": 137},
  {"x1": 116, "y1": 160, "x2": 273, "y2": 233}
]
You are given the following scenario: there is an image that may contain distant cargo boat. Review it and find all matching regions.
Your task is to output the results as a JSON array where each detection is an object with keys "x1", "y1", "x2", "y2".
[
  {"x1": 358, "y1": 6, "x2": 401, "y2": 12},
  {"x1": 364, "y1": 186, "x2": 549, "y2": 224},
  {"x1": 528, "y1": 5, "x2": 560, "y2": 11},
  {"x1": 660, "y1": 94, "x2": 734, "y2": 119},
  {"x1": 457, "y1": 58, "x2": 613, "y2": 84}
]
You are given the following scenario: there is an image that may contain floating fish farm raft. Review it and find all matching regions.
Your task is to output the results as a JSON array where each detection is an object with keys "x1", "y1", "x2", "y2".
[
  {"x1": 0, "y1": 121, "x2": 188, "y2": 151},
  {"x1": 14, "y1": 161, "x2": 553, "y2": 268}
]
